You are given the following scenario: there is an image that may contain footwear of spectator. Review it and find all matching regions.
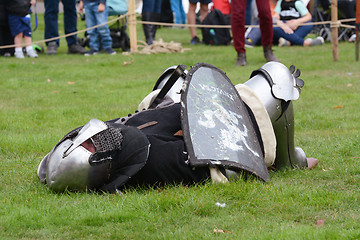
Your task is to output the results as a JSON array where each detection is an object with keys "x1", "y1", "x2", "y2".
[
  {"x1": 278, "y1": 37, "x2": 290, "y2": 47},
  {"x1": 263, "y1": 46, "x2": 279, "y2": 62},
  {"x1": 349, "y1": 33, "x2": 356, "y2": 42},
  {"x1": 105, "y1": 48, "x2": 116, "y2": 55},
  {"x1": 190, "y1": 36, "x2": 201, "y2": 44},
  {"x1": 235, "y1": 52, "x2": 247, "y2": 66},
  {"x1": 245, "y1": 38, "x2": 254, "y2": 48},
  {"x1": 310, "y1": 36, "x2": 324, "y2": 46},
  {"x1": 26, "y1": 48, "x2": 38, "y2": 58},
  {"x1": 68, "y1": 43, "x2": 87, "y2": 54},
  {"x1": 46, "y1": 41, "x2": 58, "y2": 55},
  {"x1": 84, "y1": 49, "x2": 99, "y2": 56},
  {"x1": 14, "y1": 50, "x2": 24, "y2": 59}
]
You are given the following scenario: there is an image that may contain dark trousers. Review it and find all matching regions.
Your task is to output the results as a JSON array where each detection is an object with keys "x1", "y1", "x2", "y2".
[
  {"x1": 44, "y1": 0, "x2": 77, "y2": 47},
  {"x1": 0, "y1": 4, "x2": 14, "y2": 55},
  {"x1": 142, "y1": 0, "x2": 162, "y2": 13},
  {"x1": 0, "y1": 26, "x2": 14, "y2": 56},
  {"x1": 231, "y1": 0, "x2": 273, "y2": 53}
]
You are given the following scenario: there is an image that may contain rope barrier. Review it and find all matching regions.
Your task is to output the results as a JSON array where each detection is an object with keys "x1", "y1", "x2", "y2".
[
  {"x1": 0, "y1": 15, "x2": 357, "y2": 50},
  {"x1": 0, "y1": 13, "x2": 129, "y2": 49},
  {"x1": 138, "y1": 18, "x2": 356, "y2": 28},
  {"x1": 330, "y1": 20, "x2": 341, "y2": 28},
  {"x1": 135, "y1": 38, "x2": 192, "y2": 54},
  {"x1": 340, "y1": 23, "x2": 356, "y2": 29}
]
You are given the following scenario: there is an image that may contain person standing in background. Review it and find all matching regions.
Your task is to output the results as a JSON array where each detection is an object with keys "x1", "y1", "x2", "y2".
[
  {"x1": 44, "y1": 0, "x2": 87, "y2": 55},
  {"x1": 142, "y1": 0, "x2": 162, "y2": 45},
  {"x1": 78, "y1": 0, "x2": 116, "y2": 55},
  {"x1": 170, "y1": 0, "x2": 186, "y2": 25},
  {"x1": 245, "y1": 0, "x2": 253, "y2": 25},
  {"x1": 6, "y1": 0, "x2": 38, "y2": 58},
  {"x1": 0, "y1": 0, "x2": 14, "y2": 57},
  {"x1": 187, "y1": 0, "x2": 211, "y2": 44},
  {"x1": 231, "y1": 0, "x2": 278, "y2": 66},
  {"x1": 212, "y1": 0, "x2": 231, "y2": 24}
]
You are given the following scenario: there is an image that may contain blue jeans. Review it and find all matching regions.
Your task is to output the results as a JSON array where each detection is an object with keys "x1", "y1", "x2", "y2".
[
  {"x1": 246, "y1": 20, "x2": 261, "y2": 45},
  {"x1": 84, "y1": 1, "x2": 112, "y2": 51},
  {"x1": 170, "y1": 0, "x2": 186, "y2": 24},
  {"x1": 44, "y1": 0, "x2": 77, "y2": 47},
  {"x1": 273, "y1": 21, "x2": 313, "y2": 46}
]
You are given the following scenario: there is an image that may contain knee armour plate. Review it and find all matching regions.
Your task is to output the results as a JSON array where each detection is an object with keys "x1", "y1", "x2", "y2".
[{"x1": 244, "y1": 62, "x2": 304, "y2": 122}]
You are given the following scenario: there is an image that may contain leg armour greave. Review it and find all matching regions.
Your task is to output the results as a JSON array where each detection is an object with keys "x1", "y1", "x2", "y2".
[
  {"x1": 272, "y1": 102, "x2": 307, "y2": 169},
  {"x1": 243, "y1": 62, "x2": 308, "y2": 169}
]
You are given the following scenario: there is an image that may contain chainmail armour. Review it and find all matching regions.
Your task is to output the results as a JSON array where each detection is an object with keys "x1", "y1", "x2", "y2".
[{"x1": 92, "y1": 124, "x2": 123, "y2": 153}]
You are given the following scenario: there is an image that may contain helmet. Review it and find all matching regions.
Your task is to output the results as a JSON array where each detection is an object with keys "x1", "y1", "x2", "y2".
[{"x1": 45, "y1": 119, "x2": 123, "y2": 192}]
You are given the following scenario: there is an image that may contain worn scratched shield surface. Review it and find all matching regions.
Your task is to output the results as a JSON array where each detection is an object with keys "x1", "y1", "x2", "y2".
[{"x1": 181, "y1": 63, "x2": 270, "y2": 182}]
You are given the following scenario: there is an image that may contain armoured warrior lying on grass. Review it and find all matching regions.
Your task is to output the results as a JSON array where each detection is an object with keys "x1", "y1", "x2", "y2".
[{"x1": 37, "y1": 62, "x2": 318, "y2": 193}]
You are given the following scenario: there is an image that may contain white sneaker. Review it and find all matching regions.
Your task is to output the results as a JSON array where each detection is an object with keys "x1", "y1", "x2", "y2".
[
  {"x1": 278, "y1": 37, "x2": 290, "y2": 47},
  {"x1": 310, "y1": 36, "x2": 324, "y2": 46},
  {"x1": 315, "y1": 36, "x2": 325, "y2": 44},
  {"x1": 349, "y1": 34, "x2": 356, "y2": 42},
  {"x1": 15, "y1": 51, "x2": 24, "y2": 59},
  {"x1": 26, "y1": 48, "x2": 38, "y2": 58}
]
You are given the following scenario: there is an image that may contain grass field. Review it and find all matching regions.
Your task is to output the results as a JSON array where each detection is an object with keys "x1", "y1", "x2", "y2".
[{"x1": 1, "y1": 14, "x2": 360, "y2": 239}]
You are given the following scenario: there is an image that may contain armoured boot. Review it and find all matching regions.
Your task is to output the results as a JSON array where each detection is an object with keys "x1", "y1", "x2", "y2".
[
  {"x1": 272, "y1": 102, "x2": 308, "y2": 169},
  {"x1": 263, "y1": 46, "x2": 279, "y2": 62},
  {"x1": 142, "y1": 12, "x2": 154, "y2": 45},
  {"x1": 235, "y1": 52, "x2": 247, "y2": 66}
]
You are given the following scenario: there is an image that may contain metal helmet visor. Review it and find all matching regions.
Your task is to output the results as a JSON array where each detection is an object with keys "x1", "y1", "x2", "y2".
[{"x1": 46, "y1": 119, "x2": 115, "y2": 192}]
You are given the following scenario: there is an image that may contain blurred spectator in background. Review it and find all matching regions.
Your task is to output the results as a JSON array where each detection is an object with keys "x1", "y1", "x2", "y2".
[
  {"x1": 0, "y1": 0, "x2": 14, "y2": 57},
  {"x1": 78, "y1": 0, "x2": 116, "y2": 55},
  {"x1": 212, "y1": 0, "x2": 230, "y2": 24},
  {"x1": 160, "y1": 0, "x2": 174, "y2": 24},
  {"x1": 187, "y1": 0, "x2": 211, "y2": 44},
  {"x1": 170, "y1": 0, "x2": 186, "y2": 25},
  {"x1": 6, "y1": 0, "x2": 38, "y2": 58},
  {"x1": 244, "y1": 0, "x2": 277, "y2": 47},
  {"x1": 245, "y1": 0, "x2": 253, "y2": 25},
  {"x1": 142, "y1": 0, "x2": 162, "y2": 45},
  {"x1": 273, "y1": 0, "x2": 324, "y2": 47},
  {"x1": 231, "y1": 0, "x2": 278, "y2": 66},
  {"x1": 44, "y1": 0, "x2": 87, "y2": 55}
]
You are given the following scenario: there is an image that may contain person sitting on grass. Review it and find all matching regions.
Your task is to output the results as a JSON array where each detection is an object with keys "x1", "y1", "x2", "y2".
[
  {"x1": 244, "y1": 0, "x2": 277, "y2": 48},
  {"x1": 273, "y1": 0, "x2": 324, "y2": 47},
  {"x1": 78, "y1": 0, "x2": 116, "y2": 56}
]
